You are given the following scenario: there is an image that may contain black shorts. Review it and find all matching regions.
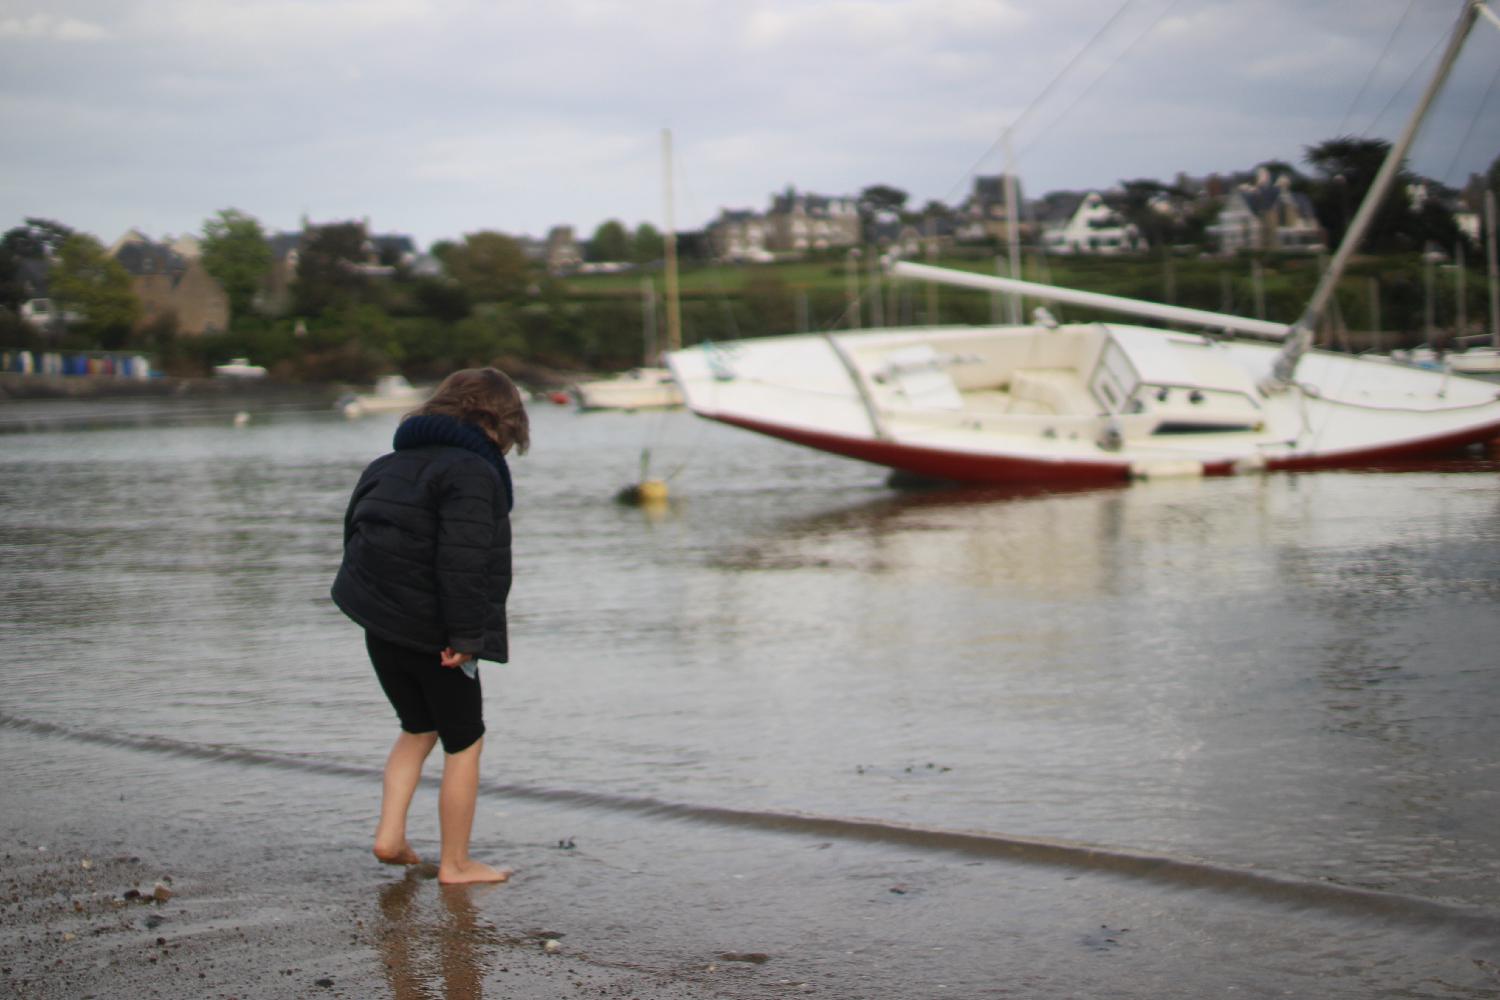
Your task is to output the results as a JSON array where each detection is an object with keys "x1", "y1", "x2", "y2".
[{"x1": 366, "y1": 632, "x2": 486, "y2": 754}]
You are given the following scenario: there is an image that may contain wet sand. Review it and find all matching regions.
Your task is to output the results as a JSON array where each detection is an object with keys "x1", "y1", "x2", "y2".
[
  {"x1": 4, "y1": 721, "x2": 1500, "y2": 1000},
  {"x1": 0, "y1": 841, "x2": 761, "y2": 1000},
  {"x1": 0, "y1": 729, "x2": 792, "y2": 1000}
]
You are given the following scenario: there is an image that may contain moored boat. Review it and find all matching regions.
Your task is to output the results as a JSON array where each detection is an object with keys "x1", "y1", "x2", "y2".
[
  {"x1": 212, "y1": 357, "x2": 266, "y2": 379},
  {"x1": 336, "y1": 374, "x2": 430, "y2": 419},
  {"x1": 666, "y1": 1, "x2": 1500, "y2": 486},
  {"x1": 667, "y1": 309, "x2": 1500, "y2": 485},
  {"x1": 571, "y1": 367, "x2": 683, "y2": 412}
]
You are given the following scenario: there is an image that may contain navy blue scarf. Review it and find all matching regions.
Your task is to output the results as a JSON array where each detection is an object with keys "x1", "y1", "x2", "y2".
[{"x1": 394, "y1": 413, "x2": 515, "y2": 511}]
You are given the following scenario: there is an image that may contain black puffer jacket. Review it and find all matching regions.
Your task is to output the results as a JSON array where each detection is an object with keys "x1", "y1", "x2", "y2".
[{"x1": 331, "y1": 415, "x2": 514, "y2": 662}]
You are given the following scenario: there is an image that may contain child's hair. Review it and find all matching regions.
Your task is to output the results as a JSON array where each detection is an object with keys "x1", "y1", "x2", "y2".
[{"x1": 411, "y1": 367, "x2": 530, "y2": 455}]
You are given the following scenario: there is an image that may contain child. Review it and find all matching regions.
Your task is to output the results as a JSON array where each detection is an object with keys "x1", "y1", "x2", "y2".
[{"x1": 332, "y1": 367, "x2": 529, "y2": 885}]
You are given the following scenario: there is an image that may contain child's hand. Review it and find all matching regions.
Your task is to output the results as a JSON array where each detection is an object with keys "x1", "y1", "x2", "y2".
[{"x1": 440, "y1": 647, "x2": 474, "y2": 669}]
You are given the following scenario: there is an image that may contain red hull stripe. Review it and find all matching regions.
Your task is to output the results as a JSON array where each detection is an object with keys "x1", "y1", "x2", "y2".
[{"x1": 705, "y1": 412, "x2": 1500, "y2": 484}]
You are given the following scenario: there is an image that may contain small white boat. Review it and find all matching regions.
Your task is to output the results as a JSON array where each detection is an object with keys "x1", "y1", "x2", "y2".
[
  {"x1": 1389, "y1": 346, "x2": 1500, "y2": 382},
  {"x1": 1388, "y1": 347, "x2": 1447, "y2": 371},
  {"x1": 212, "y1": 357, "x2": 267, "y2": 379},
  {"x1": 1447, "y1": 347, "x2": 1500, "y2": 378},
  {"x1": 572, "y1": 367, "x2": 683, "y2": 412},
  {"x1": 337, "y1": 374, "x2": 430, "y2": 419},
  {"x1": 576, "y1": 131, "x2": 688, "y2": 416}
]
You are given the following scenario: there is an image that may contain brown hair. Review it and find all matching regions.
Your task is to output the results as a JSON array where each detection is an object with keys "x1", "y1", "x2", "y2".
[{"x1": 410, "y1": 367, "x2": 530, "y2": 455}]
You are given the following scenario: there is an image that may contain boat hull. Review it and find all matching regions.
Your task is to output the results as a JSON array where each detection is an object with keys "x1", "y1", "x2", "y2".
[
  {"x1": 572, "y1": 367, "x2": 684, "y2": 412},
  {"x1": 667, "y1": 324, "x2": 1500, "y2": 486}
]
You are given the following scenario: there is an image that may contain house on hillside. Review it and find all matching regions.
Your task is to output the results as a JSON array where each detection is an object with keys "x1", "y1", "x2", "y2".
[
  {"x1": 513, "y1": 226, "x2": 583, "y2": 274},
  {"x1": 1208, "y1": 169, "x2": 1324, "y2": 254},
  {"x1": 1043, "y1": 192, "x2": 1146, "y2": 255},
  {"x1": 1410, "y1": 180, "x2": 1479, "y2": 243},
  {"x1": 765, "y1": 187, "x2": 861, "y2": 253},
  {"x1": 112, "y1": 230, "x2": 229, "y2": 336},
  {"x1": 707, "y1": 209, "x2": 773, "y2": 262},
  {"x1": 544, "y1": 226, "x2": 583, "y2": 274},
  {"x1": 956, "y1": 174, "x2": 1029, "y2": 245}
]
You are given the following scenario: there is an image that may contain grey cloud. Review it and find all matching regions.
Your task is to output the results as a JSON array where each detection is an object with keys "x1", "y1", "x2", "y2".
[{"x1": 1, "y1": 0, "x2": 1496, "y2": 248}]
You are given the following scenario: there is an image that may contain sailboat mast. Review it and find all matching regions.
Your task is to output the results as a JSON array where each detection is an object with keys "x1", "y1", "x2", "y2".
[
  {"x1": 661, "y1": 128, "x2": 683, "y2": 355},
  {"x1": 1487, "y1": 189, "x2": 1499, "y2": 349},
  {"x1": 1266, "y1": 0, "x2": 1483, "y2": 388},
  {"x1": 1004, "y1": 130, "x2": 1022, "y2": 324}
]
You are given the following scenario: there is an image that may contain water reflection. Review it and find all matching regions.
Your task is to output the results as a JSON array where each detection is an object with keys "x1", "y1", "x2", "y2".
[{"x1": 377, "y1": 870, "x2": 496, "y2": 1000}]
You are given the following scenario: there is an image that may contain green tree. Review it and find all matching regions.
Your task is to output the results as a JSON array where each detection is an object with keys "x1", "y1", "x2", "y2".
[
  {"x1": 201, "y1": 209, "x2": 271, "y2": 321},
  {"x1": 445, "y1": 230, "x2": 529, "y2": 301},
  {"x1": 2, "y1": 218, "x2": 75, "y2": 312},
  {"x1": 631, "y1": 223, "x2": 664, "y2": 264},
  {"x1": 587, "y1": 220, "x2": 630, "y2": 262},
  {"x1": 859, "y1": 184, "x2": 908, "y2": 214},
  {"x1": 412, "y1": 277, "x2": 472, "y2": 322},
  {"x1": 294, "y1": 222, "x2": 369, "y2": 315},
  {"x1": 451, "y1": 305, "x2": 525, "y2": 365},
  {"x1": 1304, "y1": 137, "x2": 1429, "y2": 251},
  {"x1": 858, "y1": 184, "x2": 909, "y2": 243},
  {"x1": 2, "y1": 217, "x2": 74, "y2": 261},
  {"x1": 49, "y1": 234, "x2": 141, "y2": 347},
  {"x1": 1117, "y1": 179, "x2": 1195, "y2": 250},
  {"x1": 0, "y1": 243, "x2": 20, "y2": 313}
]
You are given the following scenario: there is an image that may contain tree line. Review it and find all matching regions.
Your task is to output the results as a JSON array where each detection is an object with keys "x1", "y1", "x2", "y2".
[{"x1": 2, "y1": 137, "x2": 1496, "y2": 383}]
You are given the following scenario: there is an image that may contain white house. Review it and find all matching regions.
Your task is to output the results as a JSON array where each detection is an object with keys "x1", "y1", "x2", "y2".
[
  {"x1": 1208, "y1": 169, "x2": 1324, "y2": 254},
  {"x1": 1043, "y1": 192, "x2": 1146, "y2": 255},
  {"x1": 708, "y1": 209, "x2": 774, "y2": 262}
]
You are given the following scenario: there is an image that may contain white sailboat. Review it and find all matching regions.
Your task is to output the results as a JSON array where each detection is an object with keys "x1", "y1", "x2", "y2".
[
  {"x1": 666, "y1": 1, "x2": 1500, "y2": 486},
  {"x1": 336, "y1": 374, "x2": 430, "y2": 419},
  {"x1": 572, "y1": 365, "x2": 682, "y2": 411}
]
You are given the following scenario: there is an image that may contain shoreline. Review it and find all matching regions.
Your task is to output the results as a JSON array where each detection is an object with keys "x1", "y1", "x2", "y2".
[{"x1": 4, "y1": 721, "x2": 1500, "y2": 999}]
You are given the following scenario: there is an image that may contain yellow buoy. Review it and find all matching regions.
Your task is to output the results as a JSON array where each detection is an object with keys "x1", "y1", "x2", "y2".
[
  {"x1": 615, "y1": 479, "x2": 669, "y2": 506},
  {"x1": 637, "y1": 479, "x2": 669, "y2": 503}
]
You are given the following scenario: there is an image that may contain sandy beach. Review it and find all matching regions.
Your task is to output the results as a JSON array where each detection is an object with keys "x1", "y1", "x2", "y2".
[
  {"x1": 5, "y1": 719, "x2": 1500, "y2": 1000},
  {"x1": 0, "y1": 842, "x2": 763, "y2": 999},
  {"x1": 0, "y1": 724, "x2": 802, "y2": 1000}
]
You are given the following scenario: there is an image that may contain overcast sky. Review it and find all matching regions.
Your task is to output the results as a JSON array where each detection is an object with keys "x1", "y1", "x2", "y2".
[{"x1": 2, "y1": 0, "x2": 1498, "y2": 250}]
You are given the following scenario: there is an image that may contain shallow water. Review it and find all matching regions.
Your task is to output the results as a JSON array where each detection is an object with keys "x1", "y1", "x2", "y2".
[{"x1": 2, "y1": 397, "x2": 1500, "y2": 993}]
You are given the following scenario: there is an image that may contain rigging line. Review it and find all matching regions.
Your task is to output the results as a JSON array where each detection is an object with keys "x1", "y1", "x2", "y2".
[
  {"x1": 657, "y1": 414, "x2": 717, "y2": 483},
  {"x1": 1440, "y1": 56, "x2": 1500, "y2": 183},
  {"x1": 1361, "y1": 22, "x2": 1449, "y2": 140},
  {"x1": 941, "y1": 0, "x2": 1144, "y2": 204},
  {"x1": 1015, "y1": 0, "x2": 1186, "y2": 164},
  {"x1": 1337, "y1": 0, "x2": 1421, "y2": 138}
]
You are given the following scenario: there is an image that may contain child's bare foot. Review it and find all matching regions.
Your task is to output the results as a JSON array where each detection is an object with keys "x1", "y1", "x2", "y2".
[
  {"x1": 438, "y1": 859, "x2": 513, "y2": 885},
  {"x1": 373, "y1": 840, "x2": 422, "y2": 866}
]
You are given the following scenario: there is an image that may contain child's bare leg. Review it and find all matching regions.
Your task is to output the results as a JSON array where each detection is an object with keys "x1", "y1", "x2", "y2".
[
  {"x1": 374, "y1": 730, "x2": 439, "y2": 864},
  {"x1": 437, "y1": 736, "x2": 511, "y2": 884}
]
